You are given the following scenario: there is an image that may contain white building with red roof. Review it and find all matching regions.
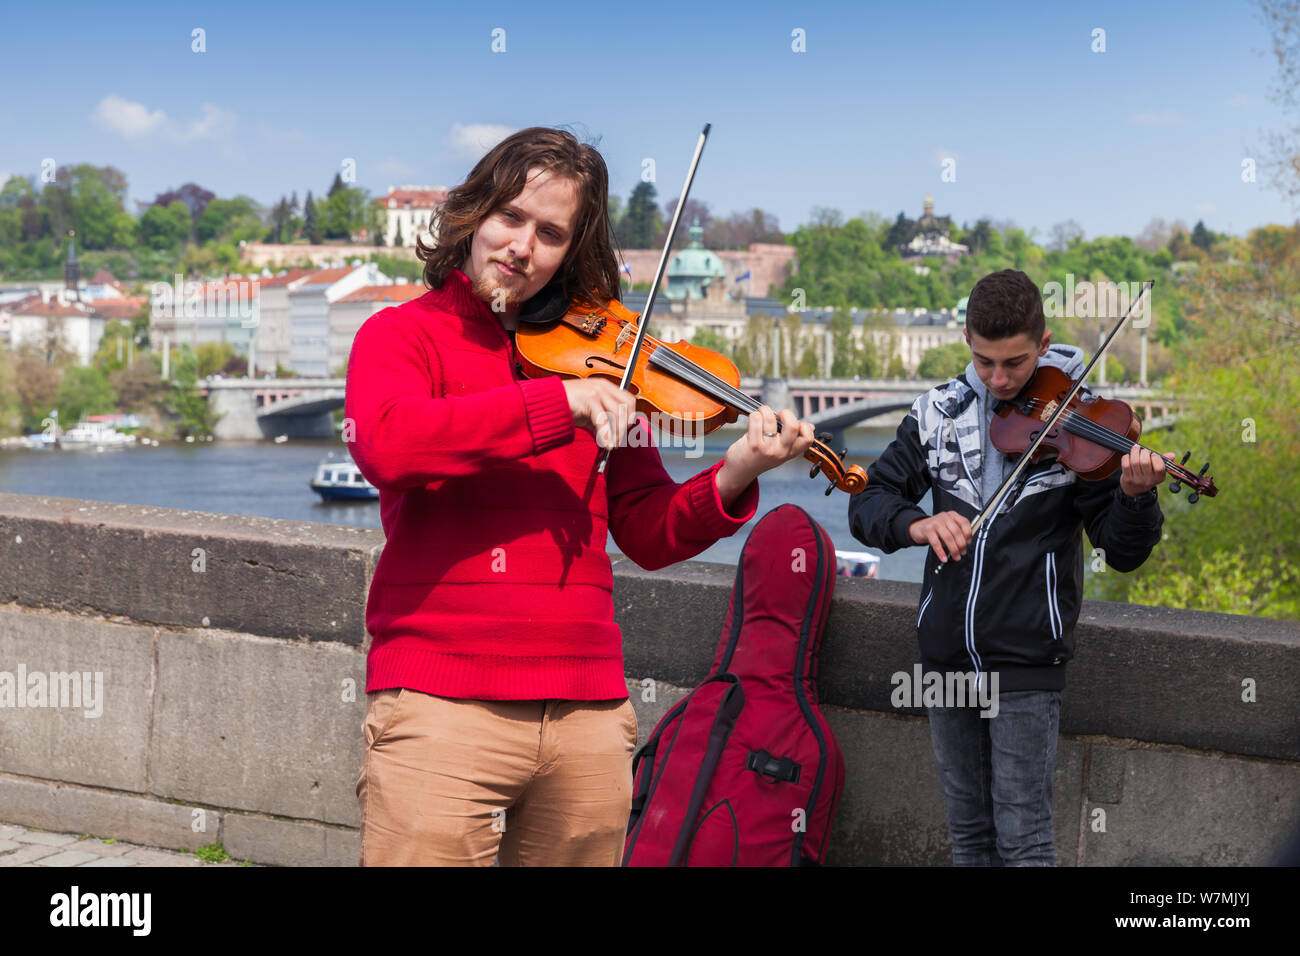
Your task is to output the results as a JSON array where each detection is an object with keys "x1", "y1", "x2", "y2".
[
  {"x1": 3, "y1": 294, "x2": 104, "y2": 365},
  {"x1": 377, "y1": 185, "x2": 447, "y2": 248},
  {"x1": 288, "y1": 263, "x2": 391, "y2": 376},
  {"x1": 252, "y1": 268, "x2": 315, "y2": 375}
]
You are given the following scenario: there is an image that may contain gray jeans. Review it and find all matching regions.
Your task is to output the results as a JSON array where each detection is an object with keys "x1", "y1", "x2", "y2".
[{"x1": 927, "y1": 688, "x2": 1061, "y2": 866}]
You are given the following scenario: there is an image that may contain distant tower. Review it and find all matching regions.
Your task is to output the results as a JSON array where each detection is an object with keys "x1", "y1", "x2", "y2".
[
  {"x1": 64, "y1": 229, "x2": 80, "y2": 302},
  {"x1": 923, "y1": 194, "x2": 935, "y2": 218}
]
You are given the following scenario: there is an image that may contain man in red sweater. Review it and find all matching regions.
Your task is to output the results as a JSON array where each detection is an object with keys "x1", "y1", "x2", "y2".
[{"x1": 347, "y1": 127, "x2": 814, "y2": 865}]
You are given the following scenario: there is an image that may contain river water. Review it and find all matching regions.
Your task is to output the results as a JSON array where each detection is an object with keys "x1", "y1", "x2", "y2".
[{"x1": 0, "y1": 428, "x2": 933, "y2": 583}]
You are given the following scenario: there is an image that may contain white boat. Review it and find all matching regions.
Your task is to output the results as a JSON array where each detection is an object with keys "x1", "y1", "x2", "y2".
[
  {"x1": 835, "y1": 549, "x2": 881, "y2": 578},
  {"x1": 309, "y1": 454, "x2": 379, "y2": 501},
  {"x1": 59, "y1": 421, "x2": 136, "y2": 446}
]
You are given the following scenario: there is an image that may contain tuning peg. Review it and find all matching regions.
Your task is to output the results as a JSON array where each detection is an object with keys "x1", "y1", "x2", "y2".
[
  {"x1": 824, "y1": 478, "x2": 837, "y2": 496},
  {"x1": 809, "y1": 462, "x2": 821, "y2": 479},
  {"x1": 1187, "y1": 461, "x2": 1210, "y2": 504},
  {"x1": 1169, "y1": 451, "x2": 1192, "y2": 494},
  {"x1": 816, "y1": 432, "x2": 833, "y2": 445},
  {"x1": 838, "y1": 448, "x2": 848, "y2": 459}
]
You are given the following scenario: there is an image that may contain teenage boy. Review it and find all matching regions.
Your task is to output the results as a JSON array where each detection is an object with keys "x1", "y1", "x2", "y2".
[{"x1": 847, "y1": 268, "x2": 1170, "y2": 865}]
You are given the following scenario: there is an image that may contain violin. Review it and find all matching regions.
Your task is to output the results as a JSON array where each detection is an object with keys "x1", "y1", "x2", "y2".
[
  {"x1": 990, "y1": 364, "x2": 1218, "y2": 501},
  {"x1": 514, "y1": 296, "x2": 869, "y2": 496}
]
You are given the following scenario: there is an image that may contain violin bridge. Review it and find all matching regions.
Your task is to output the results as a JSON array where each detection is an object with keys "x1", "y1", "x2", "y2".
[
  {"x1": 614, "y1": 322, "x2": 634, "y2": 352},
  {"x1": 1039, "y1": 399, "x2": 1059, "y2": 423}
]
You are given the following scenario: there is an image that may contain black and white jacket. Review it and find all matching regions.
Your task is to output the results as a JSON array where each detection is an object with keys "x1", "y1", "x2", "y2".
[{"x1": 847, "y1": 346, "x2": 1164, "y2": 691}]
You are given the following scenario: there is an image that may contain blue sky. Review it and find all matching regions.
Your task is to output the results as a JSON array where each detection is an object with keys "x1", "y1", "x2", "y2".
[{"x1": 0, "y1": 0, "x2": 1292, "y2": 241}]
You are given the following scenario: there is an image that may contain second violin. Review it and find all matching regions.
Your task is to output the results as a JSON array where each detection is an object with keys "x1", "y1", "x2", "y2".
[{"x1": 991, "y1": 364, "x2": 1219, "y2": 501}]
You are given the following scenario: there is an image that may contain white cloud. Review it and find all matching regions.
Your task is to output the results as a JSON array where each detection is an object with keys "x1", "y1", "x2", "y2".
[
  {"x1": 448, "y1": 122, "x2": 515, "y2": 160},
  {"x1": 1129, "y1": 110, "x2": 1182, "y2": 126},
  {"x1": 177, "y1": 103, "x2": 237, "y2": 142},
  {"x1": 0, "y1": 172, "x2": 9, "y2": 191},
  {"x1": 92, "y1": 94, "x2": 167, "y2": 138}
]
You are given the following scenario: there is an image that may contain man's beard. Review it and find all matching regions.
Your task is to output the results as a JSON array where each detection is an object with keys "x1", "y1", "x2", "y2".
[{"x1": 471, "y1": 257, "x2": 527, "y2": 309}]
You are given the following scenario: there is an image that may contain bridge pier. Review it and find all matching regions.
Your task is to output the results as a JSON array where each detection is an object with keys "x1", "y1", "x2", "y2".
[{"x1": 760, "y1": 376, "x2": 790, "y2": 418}]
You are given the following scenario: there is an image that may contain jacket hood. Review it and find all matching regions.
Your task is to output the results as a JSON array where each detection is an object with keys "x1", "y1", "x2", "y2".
[{"x1": 964, "y1": 343, "x2": 1086, "y2": 403}]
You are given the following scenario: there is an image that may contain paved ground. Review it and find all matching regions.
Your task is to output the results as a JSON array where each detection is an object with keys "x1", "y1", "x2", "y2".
[{"x1": 0, "y1": 821, "x2": 259, "y2": 867}]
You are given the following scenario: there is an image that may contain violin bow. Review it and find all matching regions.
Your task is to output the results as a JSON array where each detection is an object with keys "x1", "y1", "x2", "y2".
[
  {"x1": 934, "y1": 279, "x2": 1154, "y2": 575},
  {"x1": 596, "y1": 122, "x2": 711, "y2": 475}
]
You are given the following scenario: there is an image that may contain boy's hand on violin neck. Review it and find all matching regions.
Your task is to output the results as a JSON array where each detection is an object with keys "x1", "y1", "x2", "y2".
[
  {"x1": 564, "y1": 378, "x2": 639, "y2": 449},
  {"x1": 718, "y1": 405, "x2": 815, "y2": 491},
  {"x1": 908, "y1": 512, "x2": 973, "y2": 563},
  {"x1": 1119, "y1": 445, "x2": 1174, "y2": 497}
]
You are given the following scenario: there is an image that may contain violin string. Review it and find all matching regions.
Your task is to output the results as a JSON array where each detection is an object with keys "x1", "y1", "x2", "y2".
[
  {"x1": 627, "y1": 328, "x2": 763, "y2": 413},
  {"x1": 1019, "y1": 399, "x2": 1198, "y2": 481},
  {"x1": 645, "y1": 344, "x2": 837, "y2": 452},
  {"x1": 1022, "y1": 400, "x2": 1153, "y2": 455},
  {"x1": 611, "y1": 320, "x2": 825, "y2": 453}
]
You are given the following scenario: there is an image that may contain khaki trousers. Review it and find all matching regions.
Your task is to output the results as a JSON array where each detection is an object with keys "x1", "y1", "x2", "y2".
[{"x1": 356, "y1": 688, "x2": 638, "y2": 866}]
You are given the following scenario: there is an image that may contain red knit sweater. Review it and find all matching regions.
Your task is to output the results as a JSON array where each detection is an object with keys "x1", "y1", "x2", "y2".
[{"x1": 344, "y1": 269, "x2": 760, "y2": 700}]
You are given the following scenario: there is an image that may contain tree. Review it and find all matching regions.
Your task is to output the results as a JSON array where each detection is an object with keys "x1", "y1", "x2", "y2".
[
  {"x1": 1258, "y1": 0, "x2": 1300, "y2": 207},
  {"x1": 1048, "y1": 219, "x2": 1084, "y2": 252},
  {"x1": 303, "y1": 191, "x2": 321, "y2": 244},
  {"x1": 704, "y1": 208, "x2": 784, "y2": 249},
  {"x1": 55, "y1": 366, "x2": 118, "y2": 426},
  {"x1": 1190, "y1": 219, "x2": 1215, "y2": 251},
  {"x1": 138, "y1": 201, "x2": 192, "y2": 251},
  {"x1": 621, "y1": 182, "x2": 660, "y2": 249},
  {"x1": 690, "y1": 326, "x2": 731, "y2": 356},
  {"x1": 733, "y1": 313, "x2": 775, "y2": 377},
  {"x1": 657, "y1": 198, "x2": 710, "y2": 248},
  {"x1": 108, "y1": 356, "x2": 166, "y2": 412},
  {"x1": 964, "y1": 218, "x2": 993, "y2": 256},
  {"x1": 196, "y1": 196, "x2": 263, "y2": 244},
  {"x1": 164, "y1": 346, "x2": 221, "y2": 438},
  {"x1": 885, "y1": 211, "x2": 916, "y2": 251},
  {"x1": 917, "y1": 342, "x2": 970, "y2": 379},
  {"x1": 1086, "y1": 223, "x2": 1300, "y2": 619},
  {"x1": 321, "y1": 184, "x2": 369, "y2": 240},
  {"x1": 91, "y1": 319, "x2": 136, "y2": 373},
  {"x1": 149, "y1": 183, "x2": 215, "y2": 240},
  {"x1": 195, "y1": 342, "x2": 235, "y2": 378},
  {"x1": 10, "y1": 347, "x2": 62, "y2": 433}
]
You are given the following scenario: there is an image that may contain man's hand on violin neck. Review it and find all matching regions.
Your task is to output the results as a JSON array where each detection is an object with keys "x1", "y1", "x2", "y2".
[
  {"x1": 716, "y1": 405, "x2": 815, "y2": 493},
  {"x1": 1119, "y1": 445, "x2": 1174, "y2": 497},
  {"x1": 565, "y1": 378, "x2": 639, "y2": 449}
]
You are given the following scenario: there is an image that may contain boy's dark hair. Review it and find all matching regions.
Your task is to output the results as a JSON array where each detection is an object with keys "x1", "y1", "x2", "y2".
[{"x1": 966, "y1": 269, "x2": 1045, "y2": 341}]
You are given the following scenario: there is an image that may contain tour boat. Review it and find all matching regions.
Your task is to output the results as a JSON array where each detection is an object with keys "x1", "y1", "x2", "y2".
[
  {"x1": 835, "y1": 549, "x2": 881, "y2": 578},
  {"x1": 59, "y1": 421, "x2": 137, "y2": 447},
  {"x1": 309, "y1": 455, "x2": 379, "y2": 501}
]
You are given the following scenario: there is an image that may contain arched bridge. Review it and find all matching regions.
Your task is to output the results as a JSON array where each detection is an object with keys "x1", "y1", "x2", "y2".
[{"x1": 200, "y1": 376, "x2": 1183, "y2": 443}]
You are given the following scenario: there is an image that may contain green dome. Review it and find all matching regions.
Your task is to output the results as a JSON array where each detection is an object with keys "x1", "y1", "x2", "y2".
[{"x1": 666, "y1": 219, "x2": 725, "y2": 300}]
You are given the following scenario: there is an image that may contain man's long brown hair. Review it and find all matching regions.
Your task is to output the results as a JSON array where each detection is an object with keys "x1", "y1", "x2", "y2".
[{"x1": 416, "y1": 127, "x2": 621, "y2": 305}]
